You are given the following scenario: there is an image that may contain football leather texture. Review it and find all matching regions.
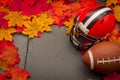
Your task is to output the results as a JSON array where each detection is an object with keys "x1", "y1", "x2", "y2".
[{"x1": 82, "y1": 41, "x2": 120, "y2": 74}]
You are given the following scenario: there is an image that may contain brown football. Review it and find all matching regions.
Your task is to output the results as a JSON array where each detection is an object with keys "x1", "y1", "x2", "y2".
[{"x1": 82, "y1": 41, "x2": 120, "y2": 74}]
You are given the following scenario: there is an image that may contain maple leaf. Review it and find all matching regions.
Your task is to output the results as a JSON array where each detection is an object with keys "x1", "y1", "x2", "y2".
[
  {"x1": 0, "y1": 27, "x2": 16, "y2": 41},
  {"x1": 0, "y1": 6, "x2": 9, "y2": 13},
  {"x1": 37, "y1": 13, "x2": 54, "y2": 32},
  {"x1": 0, "y1": 12, "x2": 8, "y2": 28},
  {"x1": 0, "y1": 0, "x2": 13, "y2": 10},
  {"x1": 80, "y1": 0, "x2": 98, "y2": 8},
  {"x1": 64, "y1": 19, "x2": 74, "y2": 35},
  {"x1": 48, "y1": 1, "x2": 81, "y2": 26},
  {"x1": 0, "y1": 41, "x2": 20, "y2": 67},
  {"x1": 113, "y1": 5, "x2": 120, "y2": 22},
  {"x1": 3, "y1": 11, "x2": 26, "y2": 27},
  {"x1": 22, "y1": 0, "x2": 51, "y2": 15},
  {"x1": 23, "y1": 0, "x2": 35, "y2": 6},
  {"x1": 0, "y1": 60, "x2": 9, "y2": 71},
  {"x1": 22, "y1": 13, "x2": 54, "y2": 38},
  {"x1": 67, "y1": 2, "x2": 81, "y2": 19},
  {"x1": 8, "y1": 0, "x2": 22, "y2": 11},
  {"x1": 106, "y1": 0, "x2": 117, "y2": 6},
  {"x1": 49, "y1": 0, "x2": 69, "y2": 25},
  {"x1": 51, "y1": 1, "x2": 69, "y2": 16},
  {"x1": 109, "y1": 36, "x2": 120, "y2": 43},
  {"x1": 57, "y1": 16, "x2": 69, "y2": 27},
  {"x1": 61, "y1": 1, "x2": 82, "y2": 28},
  {"x1": 17, "y1": 26, "x2": 26, "y2": 33},
  {"x1": 7, "y1": 66, "x2": 30, "y2": 80},
  {"x1": 47, "y1": 0, "x2": 53, "y2": 3},
  {"x1": 109, "y1": 24, "x2": 120, "y2": 43},
  {"x1": 103, "y1": 72, "x2": 120, "y2": 80},
  {"x1": 22, "y1": 19, "x2": 41, "y2": 38},
  {"x1": 0, "y1": 74, "x2": 7, "y2": 80},
  {"x1": 117, "y1": 0, "x2": 120, "y2": 4}
]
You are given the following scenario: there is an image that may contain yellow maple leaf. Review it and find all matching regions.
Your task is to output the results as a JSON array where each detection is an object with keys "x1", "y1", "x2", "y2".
[
  {"x1": 106, "y1": 0, "x2": 117, "y2": 6},
  {"x1": 0, "y1": 27, "x2": 16, "y2": 41},
  {"x1": 109, "y1": 25, "x2": 120, "y2": 44},
  {"x1": 22, "y1": 19, "x2": 40, "y2": 38},
  {"x1": 22, "y1": 13, "x2": 54, "y2": 38},
  {"x1": 113, "y1": 5, "x2": 120, "y2": 22},
  {"x1": 3, "y1": 11, "x2": 28, "y2": 27},
  {"x1": 0, "y1": 60, "x2": 9, "y2": 71},
  {"x1": 64, "y1": 19, "x2": 74, "y2": 35},
  {"x1": 37, "y1": 13, "x2": 54, "y2": 32},
  {"x1": 109, "y1": 35, "x2": 120, "y2": 44}
]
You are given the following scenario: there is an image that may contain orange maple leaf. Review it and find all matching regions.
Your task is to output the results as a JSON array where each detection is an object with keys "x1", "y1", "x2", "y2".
[
  {"x1": 0, "y1": 27, "x2": 16, "y2": 41},
  {"x1": 49, "y1": 0, "x2": 69, "y2": 24},
  {"x1": 47, "y1": 0, "x2": 52, "y2": 3},
  {"x1": 7, "y1": 66, "x2": 30, "y2": 80},
  {"x1": 0, "y1": 60, "x2": 9, "y2": 71},
  {"x1": 51, "y1": 1, "x2": 69, "y2": 16},
  {"x1": 106, "y1": 0, "x2": 117, "y2": 6},
  {"x1": 0, "y1": 41, "x2": 20, "y2": 67},
  {"x1": 0, "y1": 6, "x2": 9, "y2": 13},
  {"x1": 67, "y1": 2, "x2": 81, "y2": 20}
]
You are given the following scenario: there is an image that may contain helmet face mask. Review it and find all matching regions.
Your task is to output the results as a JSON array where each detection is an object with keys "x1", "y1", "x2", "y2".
[
  {"x1": 70, "y1": 24, "x2": 101, "y2": 51},
  {"x1": 70, "y1": 5, "x2": 116, "y2": 51}
]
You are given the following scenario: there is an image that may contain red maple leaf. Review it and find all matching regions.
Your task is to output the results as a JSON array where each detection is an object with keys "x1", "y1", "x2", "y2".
[
  {"x1": 6, "y1": 66, "x2": 30, "y2": 80},
  {"x1": 8, "y1": 0, "x2": 22, "y2": 11},
  {"x1": 0, "y1": 12, "x2": 8, "y2": 28},
  {"x1": 0, "y1": 41, "x2": 20, "y2": 67},
  {"x1": 22, "y1": 0, "x2": 51, "y2": 15},
  {"x1": 80, "y1": 0, "x2": 99, "y2": 8},
  {"x1": 103, "y1": 72, "x2": 120, "y2": 80},
  {"x1": 0, "y1": 74, "x2": 7, "y2": 80},
  {"x1": 16, "y1": 25, "x2": 26, "y2": 33},
  {"x1": 117, "y1": 0, "x2": 120, "y2": 4}
]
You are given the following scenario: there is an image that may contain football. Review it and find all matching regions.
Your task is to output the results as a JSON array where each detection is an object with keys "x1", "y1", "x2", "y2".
[{"x1": 82, "y1": 41, "x2": 120, "y2": 74}]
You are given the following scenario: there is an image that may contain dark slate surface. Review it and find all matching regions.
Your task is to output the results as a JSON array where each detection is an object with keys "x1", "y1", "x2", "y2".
[
  {"x1": 13, "y1": 34, "x2": 28, "y2": 68},
  {"x1": 14, "y1": 26, "x2": 101, "y2": 80}
]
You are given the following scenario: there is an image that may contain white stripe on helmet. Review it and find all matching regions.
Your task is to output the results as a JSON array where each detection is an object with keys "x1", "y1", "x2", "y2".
[{"x1": 84, "y1": 7, "x2": 111, "y2": 29}]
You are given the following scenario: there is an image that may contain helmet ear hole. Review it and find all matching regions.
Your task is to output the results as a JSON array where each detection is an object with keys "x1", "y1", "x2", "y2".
[{"x1": 100, "y1": 19, "x2": 104, "y2": 24}]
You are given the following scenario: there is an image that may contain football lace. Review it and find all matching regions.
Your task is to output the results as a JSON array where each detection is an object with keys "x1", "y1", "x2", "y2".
[{"x1": 97, "y1": 56, "x2": 120, "y2": 64}]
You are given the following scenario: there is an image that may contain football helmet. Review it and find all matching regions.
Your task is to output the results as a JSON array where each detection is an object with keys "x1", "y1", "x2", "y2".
[{"x1": 70, "y1": 5, "x2": 116, "y2": 51}]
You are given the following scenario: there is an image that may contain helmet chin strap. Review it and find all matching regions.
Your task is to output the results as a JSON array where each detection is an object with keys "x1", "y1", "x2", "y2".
[{"x1": 101, "y1": 33, "x2": 110, "y2": 41}]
